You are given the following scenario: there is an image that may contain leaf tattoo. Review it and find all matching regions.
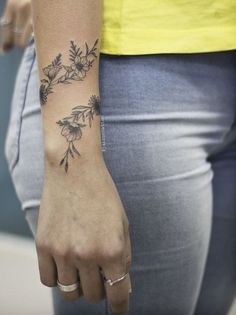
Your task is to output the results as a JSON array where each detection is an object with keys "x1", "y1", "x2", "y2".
[
  {"x1": 56, "y1": 95, "x2": 100, "y2": 173},
  {"x1": 40, "y1": 39, "x2": 99, "y2": 106}
]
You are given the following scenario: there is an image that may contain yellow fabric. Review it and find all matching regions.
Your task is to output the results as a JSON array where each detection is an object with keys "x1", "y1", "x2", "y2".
[{"x1": 100, "y1": 0, "x2": 236, "y2": 55}]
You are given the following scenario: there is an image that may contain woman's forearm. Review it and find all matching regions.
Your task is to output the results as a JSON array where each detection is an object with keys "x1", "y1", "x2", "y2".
[
  {"x1": 25, "y1": 3, "x2": 131, "y2": 312},
  {"x1": 31, "y1": 0, "x2": 103, "y2": 173}
]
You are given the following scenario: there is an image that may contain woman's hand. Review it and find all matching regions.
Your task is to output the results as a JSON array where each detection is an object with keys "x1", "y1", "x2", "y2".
[
  {"x1": 35, "y1": 156, "x2": 132, "y2": 314},
  {"x1": 0, "y1": 0, "x2": 33, "y2": 52}
]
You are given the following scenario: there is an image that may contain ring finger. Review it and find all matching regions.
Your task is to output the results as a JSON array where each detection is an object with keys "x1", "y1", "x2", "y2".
[
  {"x1": 76, "y1": 261, "x2": 106, "y2": 303},
  {"x1": 56, "y1": 260, "x2": 82, "y2": 301}
]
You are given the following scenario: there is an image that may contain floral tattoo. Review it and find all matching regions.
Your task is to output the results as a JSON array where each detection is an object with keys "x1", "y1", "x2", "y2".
[
  {"x1": 40, "y1": 39, "x2": 99, "y2": 105},
  {"x1": 56, "y1": 95, "x2": 100, "y2": 172}
]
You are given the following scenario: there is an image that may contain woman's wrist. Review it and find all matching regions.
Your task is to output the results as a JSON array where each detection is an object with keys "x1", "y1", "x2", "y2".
[
  {"x1": 43, "y1": 129, "x2": 104, "y2": 174},
  {"x1": 43, "y1": 152, "x2": 108, "y2": 189},
  {"x1": 44, "y1": 141, "x2": 104, "y2": 170}
]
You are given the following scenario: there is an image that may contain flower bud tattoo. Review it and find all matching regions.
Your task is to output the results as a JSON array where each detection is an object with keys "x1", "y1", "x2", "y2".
[
  {"x1": 40, "y1": 39, "x2": 99, "y2": 105},
  {"x1": 56, "y1": 95, "x2": 100, "y2": 172}
]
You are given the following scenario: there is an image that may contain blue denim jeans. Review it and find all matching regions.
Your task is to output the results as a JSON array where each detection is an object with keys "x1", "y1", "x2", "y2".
[{"x1": 4, "y1": 38, "x2": 236, "y2": 315}]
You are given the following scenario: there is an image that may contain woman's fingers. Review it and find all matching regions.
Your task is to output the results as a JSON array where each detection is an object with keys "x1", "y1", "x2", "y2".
[
  {"x1": 36, "y1": 249, "x2": 58, "y2": 287},
  {"x1": 1, "y1": 0, "x2": 33, "y2": 52},
  {"x1": 1, "y1": 5, "x2": 14, "y2": 52},
  {"x1": 55, "y1": 259, "x2": 81, "y2": 301},
  {"x1": 13, "y1": 5, "x2": 30, "y2": 48},
  {"x1": 77, "y1": 262, "x2": 106, "y2": 303}
]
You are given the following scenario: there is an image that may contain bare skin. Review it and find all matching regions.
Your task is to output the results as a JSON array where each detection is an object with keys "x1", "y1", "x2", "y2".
[
  {"x1": 30, "y1": 1, "x2": 132, "y2": 314},
  {"x1": 0, "y1": 0, "x2": 33, "y2": 52},
  {"x1": 37, "y1": 157, "x2": 132, "y2": 313}
]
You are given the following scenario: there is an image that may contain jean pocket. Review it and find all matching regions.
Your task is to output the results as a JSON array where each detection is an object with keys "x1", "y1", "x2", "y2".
[{"x1": 4, "y1": 39, "x2": 36, "y2": 173}]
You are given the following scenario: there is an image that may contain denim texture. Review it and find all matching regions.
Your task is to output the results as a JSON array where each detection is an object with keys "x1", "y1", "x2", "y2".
[{"x1": 4, "y1": 38, "x2": 236, "y2": 315}]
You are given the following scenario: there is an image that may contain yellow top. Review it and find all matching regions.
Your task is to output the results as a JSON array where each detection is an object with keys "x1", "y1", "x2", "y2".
[{"x1": 100, "y1": 0, "x2": 236, "y2": 55}]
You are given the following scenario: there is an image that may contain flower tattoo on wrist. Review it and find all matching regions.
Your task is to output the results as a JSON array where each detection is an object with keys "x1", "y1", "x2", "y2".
[
  {"x1": 40, "y1": 39, "x2": 99, "y2": 105},
  {"x1": 56, "y1": 95, "x2": 100, "y2": 172}
]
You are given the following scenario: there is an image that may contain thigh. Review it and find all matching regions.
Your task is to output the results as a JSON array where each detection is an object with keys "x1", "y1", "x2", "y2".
[
  {"x1": 194, "y1": 128, "x2": 236, "y2": 315},
  {"x1": 98, "y1": 50, "x2": 236, "y2": 315},
  {"x1": 4, "y1": 38, "x2": 44, "y2": 212},
  {"x1": 6, "y1": 43, "x2": 236, "y2": 315}
]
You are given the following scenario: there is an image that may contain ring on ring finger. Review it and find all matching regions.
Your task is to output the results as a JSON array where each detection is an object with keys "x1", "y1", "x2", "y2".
[{"x1": 57, "y1": 279, "x2": 80, "y2": 293}]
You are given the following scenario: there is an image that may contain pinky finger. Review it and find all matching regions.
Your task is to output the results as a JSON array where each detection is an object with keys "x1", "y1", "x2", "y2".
[{"x1": 37, "y1": 251, "x2": 57, "y2": 287}]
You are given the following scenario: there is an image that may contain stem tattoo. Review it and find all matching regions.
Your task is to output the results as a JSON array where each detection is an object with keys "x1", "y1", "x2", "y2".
[
  {"x1": 56, "y1": 95, "x2": 100, "y2": 172},
  {"x1": 40, "y1": 39, "x2": 99, "y2": 105}
]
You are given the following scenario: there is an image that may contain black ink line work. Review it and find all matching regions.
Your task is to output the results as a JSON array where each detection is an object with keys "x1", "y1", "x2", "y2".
[
  {"x1": 56, "y1": 95, "x2": 100, "y2": 172},
  {"x1": 40, "y1": 39, "x2": 99, "y2": 105}
]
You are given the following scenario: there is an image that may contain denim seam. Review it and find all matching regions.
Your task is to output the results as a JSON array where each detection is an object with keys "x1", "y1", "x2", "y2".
[
  {"x1": 10, "y1": 46, "x2": 36, "y2": 172},
  {"x1": 100, "y1": 114, "x2": 107, "y2": 152}
]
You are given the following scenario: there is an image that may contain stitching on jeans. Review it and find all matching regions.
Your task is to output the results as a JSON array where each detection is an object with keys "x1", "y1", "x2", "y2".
[
  {"x1": 11, "y1": 46, "x2": 36, "y2": 172},
  {"x1": 100, "y1": 115, "x2": 107, "y2": 152}
]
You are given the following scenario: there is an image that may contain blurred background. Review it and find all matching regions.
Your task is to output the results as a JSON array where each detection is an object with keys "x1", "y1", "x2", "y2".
[
  {"x1": 0, "y1": 0, "x2": 30, "y2": 237},
  {"x1": 0, "y1": 1, "x2": 53, "y2": 314}
]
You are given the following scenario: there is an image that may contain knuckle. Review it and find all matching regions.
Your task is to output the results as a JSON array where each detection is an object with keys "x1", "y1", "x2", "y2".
[
  {"x1": 36, "y1": 239, "x2": 68, "y2": 259},
  {"x1": 75, "y1": 250, "x2": 95, "y2": 261},
  {"x1": 35, "y1": 238, "x2": 50, "y2": 253},
  {"x1": 103, "y1": 249, "x2": 123, "y2": 262},
  {"x1": 103, "y1": 241, "x2": 125, "y2": 261},
  {"x1": 52, "y1": 246, "x2": 70, "y2": 259},
  {"x1": 72, "y1": 244, "x2": 97, "y2": 262}
]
